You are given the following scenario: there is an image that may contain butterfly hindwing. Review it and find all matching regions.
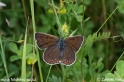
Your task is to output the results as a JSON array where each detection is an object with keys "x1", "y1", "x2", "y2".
[
  {"x1": 65, "y1": 36, "x2": 84, "y2": 52},
  {"x1": 61, "y1": 45, "x2": 75, "y2": 66},
  {"x1": 43, "y1": 45, "x2": 60, "y2": 65},
  {"x1": 35, "y1": 32, "x2": 59, "y2": 49}
]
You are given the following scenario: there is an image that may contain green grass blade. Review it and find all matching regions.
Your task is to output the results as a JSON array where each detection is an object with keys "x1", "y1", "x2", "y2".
[
  {"x1": 110, "y1": 52, "x2": 124, "y2": 72},
  {"x1": 0, "y1": 36, "x2": 9, "y2": 81},
  {"x1": 73, "y1": 66, "x2": 80, "y2": 82},
  {"x1": 21, "y1": 23, "x2": 28, "y2": 81},
  {"x1": 30, "y1": 0, "x2": 43, "y2": 82},
  {"x1": 45, "y1": 65, "x2": 52, "y2": 82},
  {"x1": 51, "y1": 0, "x2": 63, "y2": 37},
  {"x1": 30, "y1": 0, "x2": 36, "y2": 33},
  {"x1": 96, "y1": 6, "x2": 119, "y2": 33}
]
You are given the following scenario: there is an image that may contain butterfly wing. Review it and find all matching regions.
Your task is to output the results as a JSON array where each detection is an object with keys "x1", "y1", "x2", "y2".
[
  {"x1": 43, "y1": 45, "x2": 60, "y2": 65},
  {"x1": 35, "y1": 32, "x2": 59, "y2": 49},
  {"x1": 61, "y1": 45, "x2": 75, "y2": 66},
  {"x1": 65, "y1": 36, "x2": 84, "y2": 52}
]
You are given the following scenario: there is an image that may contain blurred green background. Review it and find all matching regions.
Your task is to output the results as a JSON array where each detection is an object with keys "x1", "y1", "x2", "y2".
[{"x1": 0, "y1": 0, "x2": 124, "y2": 82}]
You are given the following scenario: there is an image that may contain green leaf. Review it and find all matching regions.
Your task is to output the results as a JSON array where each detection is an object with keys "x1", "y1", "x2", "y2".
[
  {"x1": 9, "y1": 42, "x2": 18, "y2": 54},
  {"x1": 26, "y1": 45, "x2": 32, "y2": 54},
  {"x1": 8, "y1": 63, "x2": 19, "y2": 76},
  {"x1": 66, "y1": 4, "x2": 72, "y2": 14},
  {"x1": 49, "y1": 75, "x2": 61, "y2": 82},
  {"x1": 114, "y1": 71, "x2": 121, "y2": 78},
  {"x1": 69, "y1": 28, "x2": 78, "y2": 36},
  {"x1": 84, "y1": 17, "x2": 90, "y2": 23},
  {"x1": 97, "y1": 58, "x2": 103, "y2": 67},
  {"x1": 71, "y1": 4, "x2": 78, "y2": 12},
  {"x1": 19, "y1": 44, "x2": 32, "y2": 57},
  {"x1": 10, "y1": 55, "x2": 20, "y2": 62},
  {"x1": 17, "y1": 49, "x2": 23, "y2": 57},
  {"x1": 75, "y1": 15, "x2": 82, "y2": 22},
  {"x1": 86, "y1": 32, "x2": 110, "y2": 44},
  {"x1": 77, "y1": 5, "x2": 86, "y2": 14},
  {"x1": 116, "y1": 60, "x2": 124, "y2": 77},
  {"x1": 84, "y1": 0, "x2": 91, "y2": 5},
  {"x1": 96, "y1": 58, "x2": 104, "y2": 72},
  {"x1": 105, "y1": 73, "x2": 116, "y2": 82},
  {"x1": 26, "y1": 53, "x2": 36, "y2": 59}
]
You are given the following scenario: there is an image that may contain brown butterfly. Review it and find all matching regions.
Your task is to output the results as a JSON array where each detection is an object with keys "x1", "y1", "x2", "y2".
[{"x1": 34, "y1": 32, "x2": 84, "y2": 66}]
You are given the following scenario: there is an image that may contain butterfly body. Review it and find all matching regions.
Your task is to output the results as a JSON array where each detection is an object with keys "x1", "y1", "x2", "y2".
[
  {"x1": 35, "y1": 32, "x2": 84, "y2": 66},
  {"x1": 56, "y1": 39, "x2": 66, "y2": 59}
]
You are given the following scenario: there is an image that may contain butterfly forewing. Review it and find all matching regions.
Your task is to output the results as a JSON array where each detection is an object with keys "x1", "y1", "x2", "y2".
[
  {"x1": 35, "y1": 32, "x2": 59, "y2": 49},
  {"x1": 61, "y1": 45, "x2": 75, "y2": 65},
  {"x1": 65, "y1": 36, "x2": 84, "y2": 52},
  {"x1": 43, "y1": 45, "x2": 60, "y2": 65}
]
